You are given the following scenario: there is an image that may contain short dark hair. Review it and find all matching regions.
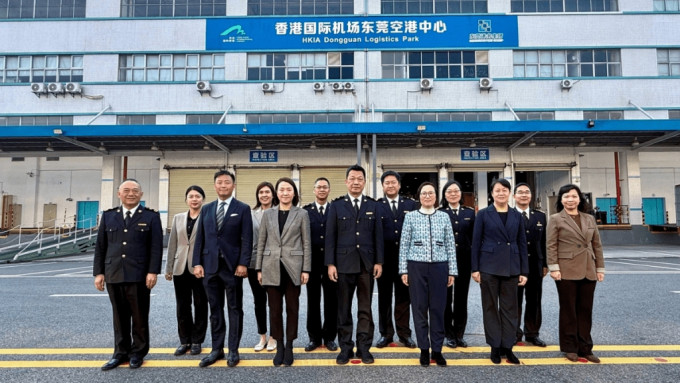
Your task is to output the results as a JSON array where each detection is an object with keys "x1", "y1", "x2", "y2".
[
  {"x1": 556, "y1": 184, "x2": 588, "y2": 213},
  {"x1": 490, "y1": 178, "x2": 512, "y2": 193},
  {"x1": 380, "y1": 170, "x2": 401, "y2": 184},
  {"x1": 416, "y1": 182, "x2": 438, "y2": 207},
  {"x1": 253, "y1": 181, "x2": 278, "y2": 209},
  {"x1": 314, "y1": 177, "x2": 330, "y2": 187},
  {"x1": 185, "y1": 185, "x2": 205, "y2": 200},
  {"x1": 346, "y1": 164, "x2": 366, "y2": 179},
  {"x1": 213, "y1": 170, "x2": 235, "y2": 182},
  {"x1": 514, "y1": 182, "x2": 531, "y2": 194},
  {"x1": 275, "y1": 177, "x2": 300, "y2": 206},
  {"x1": 440, "y1": 180, "x2": 462, "y2": 208}
]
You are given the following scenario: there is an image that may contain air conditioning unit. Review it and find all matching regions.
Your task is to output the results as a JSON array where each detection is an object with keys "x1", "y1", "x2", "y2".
[
  {"x1": 331, "y1": 82, "x2": 343, "y2": 92},
  {"x1": 47, "y1": 82, "x2": 64, "y2": 93},
  {"x1": 30, "y1": 83, "x2": 47, "y2": 94},
  {"x1": 560, "y1": 79, "x2": 574, "y2": 90},
  {"x1": 479, "y1": 77, "x2": 493, "y2": 90},
  {"x1": 196, "y1": 80, "x2": 211, "y2": 93},
  {"x1": 261, "y1": 82, "x2": 275, "y2": 93},
  {"x1": 420, "y1": 78, "x2": 434, "y2": 90},
  {"x1": 312, "y1": 82, "x2": 325, "y2": 92},
  {"x1": 65, "y1": 82, "x2": 82, "y2": 94},
  {"x1": 343, "y1": 82, "x2": 355, "y2": 91}
]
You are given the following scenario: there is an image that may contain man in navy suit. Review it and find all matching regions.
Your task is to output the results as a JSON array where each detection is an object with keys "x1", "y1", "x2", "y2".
[
  {"x1": 94, "y1": 179, "x2": 163, "y2": 371},
  {"x1": 326, "y1": 165, "x2": 384, "y2": 365},
  {"x1": 193, "y1": 170, "x2": 253, "y2": 368},
  {"x1": 376, "y1": 170, "x2": 417, "y2": 349},
  {"x1": 513, "y1": 183, "x2": 548, "y2": 347}
]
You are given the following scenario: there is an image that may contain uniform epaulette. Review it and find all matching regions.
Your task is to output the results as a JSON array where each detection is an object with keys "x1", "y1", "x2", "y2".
[
  {"x1": 533, "y1": 208, "x2": 544, "y2": 214},
  {"x1": 144, "y1": 206, "x2": 158, "y2": 212},
  {"x1": 461, "y1": 205, "x2": 473, "y2": 210},
  {"x1": 363, "y1": 195, "x2": 376, "y2": 202},
  {"x1": 332, "y1": 195, "x2": 346, "y2": 202},
  {"x1": 105, "y1": 207, "x2": 118, "y2": 212},
  {"x1": 303, "y1": 202, "x2": 315, "y2": 209},
  {"x1": 402, "y1": 196, "x2": 416, "y2": 203}
]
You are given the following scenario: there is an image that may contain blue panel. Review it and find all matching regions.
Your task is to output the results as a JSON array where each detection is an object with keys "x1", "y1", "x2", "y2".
[
  {"x1": 595, "y1": 197, "x2": 617, "y2": 224},
  {"x1": 642, "y1": 197, "x2": 665, "y2": 225},
  {"x1": 206, "y1": 15, "x2": 518, "y2": 51},
  {"x1": 76, "y1": 201, "x2": 99, "y2": 229}
]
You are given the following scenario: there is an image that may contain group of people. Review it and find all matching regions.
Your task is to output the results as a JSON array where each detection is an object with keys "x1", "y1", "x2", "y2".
[{"x1": 93, "y1": 166, "x2": 605, "y2": 370}]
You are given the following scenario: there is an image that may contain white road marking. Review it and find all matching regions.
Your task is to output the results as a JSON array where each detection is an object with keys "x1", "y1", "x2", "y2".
[
  {"x1": 9, "y1": 266, "x2": 93, "y2": 276},
  {"x1": 0, "y1": 262, "x2": 58, "y2": 269},
  {"x1": 605, "y1": 260, "x2": 680, "y2": 271},
  {"x1": 50, "y1": 294, "x2": 156, "y2": 297}
]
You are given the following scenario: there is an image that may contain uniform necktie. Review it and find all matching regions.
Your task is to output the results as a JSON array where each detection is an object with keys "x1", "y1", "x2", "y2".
[
  {"x1": 391, "y1": 200, "x2": 397, "y2": 216},
  {"x1": 522, "y1": 210, "x2": 529, "y2": 224},
  {"x1": 319, "y1": 206, "x2": 324, "y2": 217},
  {"x1": 353, "y1": 198, "x2": 360, "y2": 214},
  {"x1": 124, "y1": 211, "x2": 131, "y2": 228},
  {"x1": 453, "y1": 208, "x2": 458, "y2": 217},
  {"x1": 216, "y1": 201, "x2": 226, "y2": 230}
]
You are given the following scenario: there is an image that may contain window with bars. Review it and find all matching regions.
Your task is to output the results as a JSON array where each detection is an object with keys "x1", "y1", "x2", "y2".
[
  {"x1": 187, "y1": 114, "x2": 223, "y2": 124},
  {"x1": 247, "y1": 0, "x2": 354, "y2": 15},
  {"x1": 0, "y1": 55, "x2": 83, "y2": 83},
  {"x1": 382, "y1": 112, "x2": 491, "y2": 122},
  {"x1": 0, "y1": 0, "x2": 86, "y2": 19},
  {"x1": 246, "y1": 113, "x2": 354, "y2": 123},
  {"x1": 653, "y1": 0, "x2": 679, "y2": 11},
  {"x1": 118, "y1": 54, "x2": 225, "y2": 82},
  {"x1": 515, "y1": 111, "x2": 555, "y2": 120},
  {"x1": 0, "y1": 115, "x2": 73, "y2": 126},
  {"x1": 657, "y1": 49, "x2": 680, "y2": 76},
  {"x1": 247, "y1": 52, "x2": 353, "y2": 81},
  {"x1": 120, "y1": 0, "x2": 227, "y2": 17},
  {"x1": 510, "y1": 0, "x2": 618, "y2": 12},
  {"x1": 381, "y1": 0, "x2": 487, "y2": 13},
  {"x1": 382, "y1": 51, "x2": 488, "y2": 79},
  {"x1": 513, "y1": 49, "x2": 621, "y2": 78},
  {"x1": 668, "y1": 110, "x2": 680, "y2": 119},
  {"x1": 117, "y1": 115, "x2": 157, "y2": 125},
  {"x1": 583, "y1": 110, "x2": 623, "y2": 120}
]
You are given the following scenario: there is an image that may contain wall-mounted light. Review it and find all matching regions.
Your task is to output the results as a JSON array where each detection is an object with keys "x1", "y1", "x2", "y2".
[
  {"x1": 631, "y1": 137, "x2": 640, "y2": 147},
  {"x1": 45, "y1": 143, "x2": 55, "y2": 152},
  {"x1": 529, "y1": 139, "x2": 536, "y2": 147},
  {"x1": 150, "y1": 142, "x2": 159, "y2": 151},
  {"x1": 469, "y1": 140, "x2": 477, "y2": 148},
  {"x1": 416, "y1": 139, "x2": 423, "y2": 148},
  {"x1": 98, "y1": 142, "x2": 107, "y2": 151},
  {"x1": 255, "y1": 141, "x2": 262, "y2": 150},
  {"x1": 578, "y1": 138, "x2": 586, "y2": 147},
  {"x1": 309, "y1": 140, "x2": 317, "y2": 149},
  {"x1": 203, "y1": 141, "x2": 211, "y2": 150},
  {"x1": 587, "y1": 119, "x2": 595, "y2": 128}
]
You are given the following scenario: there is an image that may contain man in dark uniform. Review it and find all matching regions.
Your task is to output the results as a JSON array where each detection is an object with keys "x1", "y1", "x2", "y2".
[
  {"x1": 326, "y1": 164, "x2": 384, "y2": 365},
  {"x1": 303, "y1": 177, "x2": 338, "y2": 352},
  {"x1": 376, "y1": 170, "x2": 416, "y2": 349},
  {"x1": 193, "y1": 170, "x2": 253, "y2": 368},
  {"x1": 513, "y1": 182, "x2": 548, "y2": 347},
  {"x1": 94, "y1": 179, "x2": 163, "y2": 371}
]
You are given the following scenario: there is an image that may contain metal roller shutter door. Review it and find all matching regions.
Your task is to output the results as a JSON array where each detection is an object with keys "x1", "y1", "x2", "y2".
[
  {"x1": 235, "y1": 168, "x2": 291, "y2": 208},
  {"x1": 299, "y1": 167, "x2": 348, "y2": 205},
  {"x1": 168, "y1": 168, "x2": 220, "y2": 228}
]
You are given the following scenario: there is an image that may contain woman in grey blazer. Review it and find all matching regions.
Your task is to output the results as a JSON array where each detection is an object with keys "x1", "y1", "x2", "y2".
[
  {"x1": 165, "y1": 185, "x2": 208, "y2": 357},
  {"x1": 256, "y1": 177, "x2": 312, "y2": 366}
]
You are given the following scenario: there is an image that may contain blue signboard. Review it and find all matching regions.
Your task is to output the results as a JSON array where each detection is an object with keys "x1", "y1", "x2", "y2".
[
  {"x1": 461, "y1": 148, "x2": 489, "y2": 161},
  {"x1": 250, "y1": 150, "x2": 278, "y2": 163},
  {"x1": 206, "y1": 15, "x2": 518, "y2": 51}
]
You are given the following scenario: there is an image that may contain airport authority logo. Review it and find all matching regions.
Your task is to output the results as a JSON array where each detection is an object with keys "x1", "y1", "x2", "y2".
[
  {"x1": 219, "y1": 25, "x2": 253, "y2": 43},
  {"x1": 469, "y1": 19, "x2": 504, "y2": 43}
]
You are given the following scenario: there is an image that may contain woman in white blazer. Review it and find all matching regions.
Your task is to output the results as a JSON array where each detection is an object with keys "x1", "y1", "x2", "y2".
[
  {"x1": 256, "y1": 177, "x2": 312, "y2": 366},
  {"x1": 165, "y1": 185, "x2": 208, "y2": 357}
]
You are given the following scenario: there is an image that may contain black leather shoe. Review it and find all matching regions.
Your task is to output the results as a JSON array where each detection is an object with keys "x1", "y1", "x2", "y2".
[
  {"x1": 129, "y1": 356, "x2": 143, "y2": 369},
  {"x1": 432, "y1": 351, "x2": 446, "y2": 367},
  {"x1": 399, "y1": 337, "x2": 417, "y2": 349},
  {"x1": 174, "y1": 344, "x2": 190, "y2": 356},
  {"x1": 190, "y1": 344, "x2": 202, "y2": 355},
  {"x1": 324, "y1": 340, "x2": 338, "y2": 351},
  {"x1": 504, "y1": 348, "x2": 520, "y2": 364},
  {"x1": 419, "y1": 349, "x2": 430, "y2": 367},
  {"x1": 283, "y1": 346, "x2": 294, "y2": 366},
  {"x1": 526, "y1": 337, "x2": 547, "y2": 347},
  {"x1": 444, "y1": 338, "x2": 457, "y2": 348},
  {"x1": 583, "y1": 354, "x2": 600, "y2": 363},
  {"x1": 304, "y1": 341, "x2": 321, "y2": 352},
  {"x1": 356, "y1": 350, "x2": 374, "y2": 364},
  {"x1": 336, "y1": 349, "x2": 354, "y2": 365},
  {"x1": 273, "y1": 346, "x2": 285, "y2": 366},
  {"x1": 490, "y1": 347, "x2": 501, "y2": 364},
  {"x1": 227, "y1": 351, "x2": 240, "y2": 367},
  {"x1": 375, "y1": 336, "x2": 392, "y2": 348},
  {"x1": 456, "y1": 338, "x2": 468, "y2": 348},
  {"x1": 199, "y1": 349, "x2": 224, "y2": 367},
  {"x1": 101, "y1": 357, "x2": 127, "y2": 371}
]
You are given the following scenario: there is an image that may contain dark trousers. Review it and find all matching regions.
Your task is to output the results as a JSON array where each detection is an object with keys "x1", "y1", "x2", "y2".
[
  {"x1": 106, "y1": 281, "x2": 150, "y2": 359},
  {"x1": 247, "y1": 267, "x2": 268, "y2": 335},
  {"x1": 556, "y1": 278, "x2": 597, "y2": 355},
  {"x1": 517, "y1": 258, "x2": 544, "y2": 340},
  {"x1": 173, "y1": 268, "x2": 208, "y2": 344},
  {"x1": 337, "y1": 269, "x2": 375, "y2": 352},
  {"x1": 479, "y1": 272, "x2": 519, "y2": 349},
  {"x1": 204, "y1": 257, "x2": 244, "y2": 352},
  {"x1": 266, "y1": 264, "x2": 301, "y2": 343},
  {"x1": 408, "y1": 261, "x2": 448, "y2": 352},
  {"x1": 377, "y1": 245, "x2": 411, "y2": 340},
  {"x1": 444, "y1": 263, "x2": 471, "y2": 340},
  {"x1": 306, "y1": 265, "x2": 338, "y2": 344}
]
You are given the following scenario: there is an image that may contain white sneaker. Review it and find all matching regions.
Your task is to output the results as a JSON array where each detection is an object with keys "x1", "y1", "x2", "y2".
[
  {"x1": 266, "y1": 338, "x2": 277, "y2": 352},
  {"x1": 254, "y1": 338, "x2": 267, "y2": 352}
]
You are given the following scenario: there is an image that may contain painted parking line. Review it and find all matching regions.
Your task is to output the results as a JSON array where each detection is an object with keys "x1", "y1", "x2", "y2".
[
  {"x1": 1, "y1": 357, "x2": 680, "y2": 368},
  {"x1": 605, "y1": 260, "x2": 680, "y2": 271}
]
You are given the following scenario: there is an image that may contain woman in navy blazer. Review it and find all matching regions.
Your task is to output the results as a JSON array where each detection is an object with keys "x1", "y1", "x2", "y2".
[{"x1": 471, "y1": 179, "x2": 528, "y2": 365}]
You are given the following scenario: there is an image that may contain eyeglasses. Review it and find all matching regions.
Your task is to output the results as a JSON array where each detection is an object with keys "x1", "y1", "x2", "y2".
[
  {"x1": 515, "y1": 191, "x2": 532, "y2": 195},
  {"x1": 420, "y1": 191, "x2": 436, "y2": 196},
  {"x1": 445, "y1": 189, "x2": 461, "y2": 195}
]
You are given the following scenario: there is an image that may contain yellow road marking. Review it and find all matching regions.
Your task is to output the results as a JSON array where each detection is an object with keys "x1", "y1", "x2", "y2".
[{"x1": 1, "y1": 357, "x2": 680, "y2": 368}]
